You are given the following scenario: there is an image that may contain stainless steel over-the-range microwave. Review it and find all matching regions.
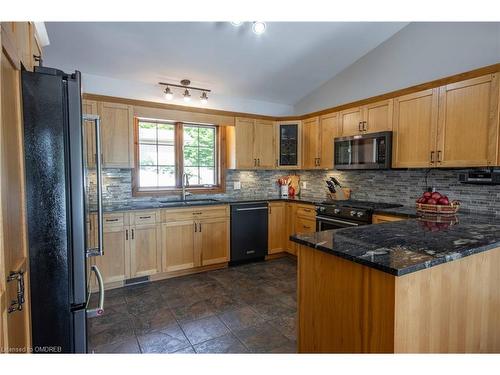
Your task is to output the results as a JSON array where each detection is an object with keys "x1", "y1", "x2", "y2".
[{"x1": 334, "y1": 131, "x2": 392, "y2": 170}]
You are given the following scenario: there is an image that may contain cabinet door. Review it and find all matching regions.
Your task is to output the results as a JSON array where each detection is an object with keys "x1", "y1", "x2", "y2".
[
  {"x1": 82, "y1": 100, "x2": 98, "y2": 168},
  {"x1": 234, "y1": 117, "x2": 256, "y2": 169},
  {"x1": 98, "y1": 102, "x2": 134, "y2": 168},
  {"x1": 437, "y1": 74, "x2": 499, "y2": 167},
  {"x1": 392, "y1": 89, "x2": 439, "y2": 168},
  {"x1": 339, "y1": 107, "x2": 362, "y2": 136},
  {"x1": 198, "y1": 217, "x2": 229, "y2": 266},
  {"x1": 94, "y1": 226, "x2": 130, "y2": 285},
  {"x1": 363, "y1": 99, "x2": 393, "y2": 133},
  {"x1": 253, "y1": 119, "x2": 276, "y2": 168},
  {"x1": 276, "y1": 122, "x2": 301, "y2": 169},
  {"x1": 161, "y1": 221, "x2": 195, "y2": 272},
  {"x1": 302, "y1": 117, "x2": 320, "y2": 169},
  {"x1": 319, "y1": 113, "x2": 338, "y2": 169},
  {"x1": 130, "y1": 224, "x2": 161, "y2": 278},
  {"x1": 285, "y1": 203, "x2": 297, "y2": 255},
  {"x1": 268, "y1": 202, "x2": 286, "y2": 254}
]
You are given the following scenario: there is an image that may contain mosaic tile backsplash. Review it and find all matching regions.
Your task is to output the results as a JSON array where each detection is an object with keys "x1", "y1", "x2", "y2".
[{"x1": 86, "y1": 168, "x2": 500, "y2": 215}]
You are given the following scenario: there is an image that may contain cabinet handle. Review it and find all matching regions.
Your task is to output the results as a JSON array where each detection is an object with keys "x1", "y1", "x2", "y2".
[
  {"x1": 125, "y1": 229, "x2": 128, "y2": 240},
  {"x1": 106, "y1": 218, "x2": 119, "y2": 222},
  {"x1": 363, "y1": 121, "x2": 367, "y2": 132},
  {"x1": 430, "y1": 151, "x2": 435, "y2": 164},
  {"x1": 194, "y1": 223, "x2": 197, "y2": 232},
  {"x1": 257, "y1": 158, "x2": 260, "y2": 166},
  {"x1": 254, "y1": 158, "x2": 257, "y2": 167},
  {"x1": 193, "y1": 212, "x2": 202, "y2": 215},
  {"x1": 437, "y1": 150, "x2": 442, "y2": 163},
  {"x1": 199, "y1": 223, "x2": 202, "y2": 232},
  {"x1": 358, "y1": 122, "x2": 362, "y2": 132},
  {"x1": 139, "y1": 216, "x2": 151, "y2": 219},
  {"x1": 131, "y1": 229, "x2": 134, "y2": 240}
]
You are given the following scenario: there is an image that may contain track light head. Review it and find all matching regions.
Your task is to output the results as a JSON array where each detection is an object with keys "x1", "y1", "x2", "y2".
[
  {"x1": 183, "y1": 89, "x2": 191, "y2": 102},
  {"x1": 164, "y1": 86, "x2": 173, "y2": 100},
  {"x1": 200, "y1": 91, "x2": 208, "y2": 104}
]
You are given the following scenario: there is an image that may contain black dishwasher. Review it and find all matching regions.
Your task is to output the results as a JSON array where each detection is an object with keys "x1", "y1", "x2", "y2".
[{"x1": 230, "y1": 202, "x2": 269, "y2": 264}]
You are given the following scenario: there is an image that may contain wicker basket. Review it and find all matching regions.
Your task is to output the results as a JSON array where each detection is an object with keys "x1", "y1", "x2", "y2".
[{"x1": 416, "y1": 201, "x2": 460, "y2": 214}]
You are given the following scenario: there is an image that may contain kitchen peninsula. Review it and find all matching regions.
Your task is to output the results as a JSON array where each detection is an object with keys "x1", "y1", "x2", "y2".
[{"x1": 292, "y1": 214, "x2": 500, "y2": 353}]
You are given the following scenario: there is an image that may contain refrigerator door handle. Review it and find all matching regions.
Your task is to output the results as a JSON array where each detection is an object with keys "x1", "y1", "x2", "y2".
[
  {"x1": 86, "y1": 265, "x2": 104, "y2": 318},
  {"x1": 84, "y1": 115, "x2": 104, "y2": 258}
]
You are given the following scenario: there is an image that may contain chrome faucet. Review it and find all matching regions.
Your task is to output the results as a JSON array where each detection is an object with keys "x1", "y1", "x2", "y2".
[{"x1": 181, "y1": 172, "x2": 192, "y2": 201}]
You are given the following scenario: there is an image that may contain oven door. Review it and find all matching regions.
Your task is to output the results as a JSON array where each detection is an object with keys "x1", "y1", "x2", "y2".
[{"x1": 316, "y1": 215, "x2": 362, "y2": 231}]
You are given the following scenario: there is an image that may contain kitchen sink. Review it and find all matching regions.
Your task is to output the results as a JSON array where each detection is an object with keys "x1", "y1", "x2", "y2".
[{"x1": 158, "y1": 198, "x2": 219, "y2": 207}]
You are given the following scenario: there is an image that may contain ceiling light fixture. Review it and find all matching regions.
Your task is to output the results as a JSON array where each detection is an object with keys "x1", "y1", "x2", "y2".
[
  {"x1": 252, "y1": 21, "x2": 266, "y2": 35},
  {"x1": 158, "y1": 79, "x2": 211, "y2": 104},
  {"x1": 183, "y1": 89, "x2": 191, "y2": 102},
  {"x1": 200, "y1": 91, "x2": 208, "y2": 104},
  {"x1": 164, "y1": 86, "x2": 173, "y2": 100},
  {"x1": 231, "y1": 21, "x2": 243, "y2": 26}
]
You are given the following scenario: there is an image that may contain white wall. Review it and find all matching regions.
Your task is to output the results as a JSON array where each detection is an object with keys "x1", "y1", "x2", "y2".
[
  {"x1": 294, "y1": 22, "x2": 500, "y2": 115},
  {"x1": 81, "y1": 73, "x2": 294, "y2": 116}
]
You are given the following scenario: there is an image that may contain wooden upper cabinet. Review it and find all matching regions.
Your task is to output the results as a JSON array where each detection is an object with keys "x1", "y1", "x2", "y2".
[
  {"x1": 392, "y1": 89, "x2": 439, "y2": 168},
  {"x1": 234, "y1": 117, "x2": 255, "y2": 169},
  {"x1": 339, "y1": 107, "x2": 363, "y2": 136},
  {"x1": 268, "y1": 202, "x2": 286, "y2": 254},
  {"x1": 436, "y1": 74, "x2": 499, "y2": 167},
  {"x1": 232, "y1": 117, "x2": 275, "y2": 169},
  {"x1": 82, "y1": 100, "x2": 98, "y2": 168},
  {"x1": 302, "y1": 117, "x2": 320, "y2": 169},
  {"x1": 253, "y1": 119, "x2": 276, "y2": 168},
  {"x1": 98, "y1": 101, "x2": 134, "y2": 168},
  {"x1": 319, "y1": 113, "x2": 339, "y2": 169},
  {"x1": 198, "y1": 217, "x2": 229, "y2": 266},
  {"x1": 340, "y1": 99, "x2": 393, "y2": 136},
  {"x1": 364, "y1": 99, "x2": 393, "y2": 133}
]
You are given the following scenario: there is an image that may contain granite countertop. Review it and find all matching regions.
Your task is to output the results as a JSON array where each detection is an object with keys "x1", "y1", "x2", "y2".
[
  {"x1": 291, "y1": 212, "x2": 500, "y2": 276},
  {"x1": 373, "y1": 206, "x2": 420, "y2": 218},
  {"x1": 89, "y1": 195, "x2": 324, "y2": 213}
]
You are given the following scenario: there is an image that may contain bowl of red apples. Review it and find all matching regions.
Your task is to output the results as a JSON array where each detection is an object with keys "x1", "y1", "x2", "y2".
[{"x1": 415, "y1": 191, "x2": 460, "y2": 214}]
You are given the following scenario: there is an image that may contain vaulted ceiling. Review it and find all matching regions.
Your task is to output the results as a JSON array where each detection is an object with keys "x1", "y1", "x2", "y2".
[{"x1": 44, "y1": 22, "x2": 408, "y2": 108}]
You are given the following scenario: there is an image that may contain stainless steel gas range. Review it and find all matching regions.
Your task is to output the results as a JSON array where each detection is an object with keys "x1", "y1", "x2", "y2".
[{"x1": 315, "y1": 200, "x2": 402, "y2": 231}]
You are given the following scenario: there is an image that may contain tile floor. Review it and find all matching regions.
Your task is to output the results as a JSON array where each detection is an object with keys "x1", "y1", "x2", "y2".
[{"x1": 88, "y1": 257, "x2": 297, "y2": 353}]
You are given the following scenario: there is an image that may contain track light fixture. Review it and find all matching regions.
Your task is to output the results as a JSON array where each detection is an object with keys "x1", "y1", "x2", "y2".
[
  {"x1": 164, "y1": 86, "x2": 173, "y2": 100},
  {"x1": 159, "y1": 79, "x2": 211, "y2": 104}
]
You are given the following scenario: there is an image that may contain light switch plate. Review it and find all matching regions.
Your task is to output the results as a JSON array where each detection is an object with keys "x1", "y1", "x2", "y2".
[
  {"x1": 234, "y1": 181, "x2": 241, "y2": 190},
  {"x1": 301, "y1": 181, "x2": 307, "y2": 189}
]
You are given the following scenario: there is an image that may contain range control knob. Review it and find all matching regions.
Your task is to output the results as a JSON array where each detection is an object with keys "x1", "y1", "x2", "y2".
[
  {"x1": 356, "y1": 211, "x2": 364, "y2": 218},
  {"x1": 350, "y1": 210, "x2": 356, "y2": 216},
  {"x1": 316, "y1": 206, "x2": 325, "y2": 213},
  {"x1": 333, "y1": 208, "x2": 341, "y2": 214}
]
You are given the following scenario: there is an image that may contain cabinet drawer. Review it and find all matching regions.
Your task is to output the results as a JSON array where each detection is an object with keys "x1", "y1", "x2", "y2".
[
  {"x1": 103, "y1": 212, "x2": 125, "y2": 227},
  {"x1": 192, "y1": 205, "x2": 229, "y2": 219},
  {"x1": 296, "y1": 205, "x2": 316, "y2": 219},
  {"x1": 295, "y1": 216, "x2": 316, "y2": 233},
  {"x1": 131, "y1": 210, "x2": 157, "y2": 225},
  {"x1": 161, "y1": 208, "x2": 194, "y2": 222}
]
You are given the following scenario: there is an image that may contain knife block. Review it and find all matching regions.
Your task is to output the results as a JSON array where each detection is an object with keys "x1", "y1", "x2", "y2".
[{"x1": 328, "y1": 188, "x2": 351, "y2": 201}]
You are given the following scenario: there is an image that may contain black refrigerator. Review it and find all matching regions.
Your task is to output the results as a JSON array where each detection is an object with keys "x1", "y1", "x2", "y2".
[{"x1": 22, "y1": 66, "x2": 104, "y2": 353}]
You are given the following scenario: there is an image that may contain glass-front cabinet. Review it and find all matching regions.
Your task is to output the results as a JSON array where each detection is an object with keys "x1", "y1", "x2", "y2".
[{"x1": 276, "y1": 121, "x2": 301, "y2": 169}]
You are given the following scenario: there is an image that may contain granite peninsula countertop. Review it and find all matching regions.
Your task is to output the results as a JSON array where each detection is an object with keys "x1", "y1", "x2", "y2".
[
  {"x1": 291, "y1": 212, "x2": 500, "y2": 276},
  {"x1": 89, "y1": 195, "x2": 324, "y2": 213}
]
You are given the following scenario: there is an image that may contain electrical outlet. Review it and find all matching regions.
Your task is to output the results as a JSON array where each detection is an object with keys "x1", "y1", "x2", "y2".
[
  {"x1": 301, "y1": 181, "x2": 307, "y2": 189},
  {"x1": 233, "y1": 181, "x2": 241, "y2": 190}
]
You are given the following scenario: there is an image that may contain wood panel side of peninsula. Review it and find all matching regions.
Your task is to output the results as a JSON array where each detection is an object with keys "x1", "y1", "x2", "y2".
[{"x1": 297, "y1": 245, "x2": 500, "y2": 353}]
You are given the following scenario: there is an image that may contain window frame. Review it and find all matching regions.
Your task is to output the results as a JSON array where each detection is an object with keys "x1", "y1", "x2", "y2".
[{"x1": 132, "y1": 118, "x2": 226, "y2": 196}]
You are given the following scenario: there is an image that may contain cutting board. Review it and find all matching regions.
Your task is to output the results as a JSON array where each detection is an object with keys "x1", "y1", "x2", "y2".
[{"x1": 288, "y1": 175, "x2": 300, "y2": 196}]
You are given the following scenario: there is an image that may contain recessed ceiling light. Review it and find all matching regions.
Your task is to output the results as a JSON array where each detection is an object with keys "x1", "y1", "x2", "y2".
[
  {"x1": 183, "y1": 89, "x2": 191, "y2": 102},
  {"x1": 164, "y1": 86, "x2": 173, "y2": 100},
  {"x1": 231, "y1": 21, "x2": 243, "y2": 26},
  {"x1": 252, "y1": 22, "x2": 266, "y2": 35}
]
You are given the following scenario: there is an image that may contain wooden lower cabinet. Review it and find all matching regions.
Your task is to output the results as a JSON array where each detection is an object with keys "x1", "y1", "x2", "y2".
[
  {"x1": 161, "y1": 220, "x2": 196, "y2": 272},
  {"x1": 372, "y1": 213, "x2": 406, "y2": 224},
  {"x1": 198, "y1": 217, "x2": 229, "y2": 266},
  {"x1": 268, "y1": 202, "x2": 286, "y2": 254},
  {"x1": 130, "y1": 224, "x2": 161, "y2": 277},
  {"x1": 295, "y1": 215, "x2": 316, "y2": 234},
  {"x1": 95, "y1": 225, "x2": 131, "y2": 285},
  {"x1": 284, "y1": 202, "x2": 316, "y2": 255}
]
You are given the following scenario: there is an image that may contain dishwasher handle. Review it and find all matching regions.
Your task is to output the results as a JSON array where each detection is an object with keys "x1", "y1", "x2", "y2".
[{"x1": 234, "y1": 206, "x2": 269, "y2": 212}]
